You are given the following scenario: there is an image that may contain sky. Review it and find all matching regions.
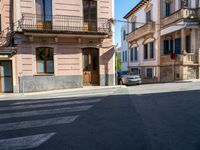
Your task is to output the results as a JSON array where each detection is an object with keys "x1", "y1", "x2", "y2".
[{"x1": 114, "y1": 0, "x2": 140, "y2": 47}]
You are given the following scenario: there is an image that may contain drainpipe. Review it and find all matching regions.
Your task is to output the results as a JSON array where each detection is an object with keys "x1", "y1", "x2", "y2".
[{"x1": 10, "y1": 0, "x2": 14, "y2": 47}]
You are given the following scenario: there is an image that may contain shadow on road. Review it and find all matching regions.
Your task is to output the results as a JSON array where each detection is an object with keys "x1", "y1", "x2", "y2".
[{"x1": 0, "y1": 89, "x2": 200, "y2": 150}]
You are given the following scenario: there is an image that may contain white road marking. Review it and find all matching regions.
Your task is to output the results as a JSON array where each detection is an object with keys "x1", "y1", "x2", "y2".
[
  {"x1": 0, "y1": 105, "x2": 92, "y2": 119},
  {"x1": 11, "y1": 97, "x2": 79, "y2": 105},
  {"x1": 0, "y1": 99, "x2": 101, "y2": 111},
  {"x1": 0, "y1": 116, "x2": 78, "y2": 132},
  {"x1": 0, "y1": 133, "x2": 55, "y2": 150}
]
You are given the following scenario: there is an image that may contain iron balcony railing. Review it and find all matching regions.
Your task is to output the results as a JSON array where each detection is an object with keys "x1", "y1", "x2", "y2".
[
  {"x1": 161, "y1": 8, "x2": 200, "y2": 28},
  {"x1": 19, "y1": 14, "x2": 112, "y2": 35}
]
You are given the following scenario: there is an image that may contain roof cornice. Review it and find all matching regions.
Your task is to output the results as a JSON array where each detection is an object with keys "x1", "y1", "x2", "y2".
[{"x1": 123, "y1": 0, "x2": 151, "y2": 19}]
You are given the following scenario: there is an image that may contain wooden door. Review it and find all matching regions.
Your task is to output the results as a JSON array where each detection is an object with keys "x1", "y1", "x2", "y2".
[{"x1": 82, "y1": 49, "x2": 99, "y2": 86}]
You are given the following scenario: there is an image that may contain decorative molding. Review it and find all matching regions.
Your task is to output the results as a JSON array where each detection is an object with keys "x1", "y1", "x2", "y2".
[
  {"x1": 130, "y1": 15, "x2": 137, "y2": 22},
  {"x1": 144, "y1": 2, "x2": 153, "y2": 12}
]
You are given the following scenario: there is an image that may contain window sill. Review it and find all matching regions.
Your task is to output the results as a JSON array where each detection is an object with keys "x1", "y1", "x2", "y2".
[
  {"x1": 144, "y1": 58, "x2": 155, "y2": 61},
  {"x1": 34, "y1": 74, "x2": 55, "y2": 76}
]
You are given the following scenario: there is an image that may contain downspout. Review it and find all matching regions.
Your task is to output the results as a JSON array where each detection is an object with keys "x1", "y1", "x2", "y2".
[{"x1": 10, "y1": 0, "x2": 14, "y2": 46}]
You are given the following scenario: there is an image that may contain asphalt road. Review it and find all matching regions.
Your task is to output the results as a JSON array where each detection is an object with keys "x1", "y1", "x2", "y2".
[{"x1": 0, "y1": 82, "x2": 200, "y2": 150}]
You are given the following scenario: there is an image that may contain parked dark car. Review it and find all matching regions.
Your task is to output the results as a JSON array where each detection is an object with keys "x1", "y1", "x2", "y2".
[{"x1": 117, "y1": 71, "x2": 142, "y2": 86}]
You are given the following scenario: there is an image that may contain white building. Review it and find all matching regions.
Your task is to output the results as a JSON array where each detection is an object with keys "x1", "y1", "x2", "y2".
[
  {"x1": 124, "y1": 0, "x2": 160, "y2": 83},
  {"x1": 121, "y1": 25, "x2": 128, "y2": 71}
]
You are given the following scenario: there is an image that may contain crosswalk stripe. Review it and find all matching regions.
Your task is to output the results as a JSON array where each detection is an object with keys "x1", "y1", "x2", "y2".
[
  {"x1": 0, "y1": 99, "x2": 101, "y2": 111},
  {"x1": 0, "y1": 116, "x2": 78, "y2": 132},
  {"x1": 11, "y1": 97, "x2": 79, "y2": 105},
  {"x1": 0, "y1": 133, "x2": 55, "y2": 150},
  {"x1": 54, "y1": 92, "x2": 114, "y2": 98},
  {"x1": 0, "y1": 105, "x2": 92, "y2": 119}
]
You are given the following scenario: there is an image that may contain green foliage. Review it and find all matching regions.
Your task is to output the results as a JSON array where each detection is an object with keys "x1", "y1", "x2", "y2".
[{"x1": 116, "y1": 52, "x2": 122, "y2": 71}]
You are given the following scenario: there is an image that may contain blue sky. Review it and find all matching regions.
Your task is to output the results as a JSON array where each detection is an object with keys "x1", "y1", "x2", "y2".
[{"x1": 114, "y1": 0, "x2": 140, "y2": 47}]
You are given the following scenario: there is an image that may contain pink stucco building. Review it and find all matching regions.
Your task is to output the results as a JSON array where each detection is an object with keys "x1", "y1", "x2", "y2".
[{"x1": 0, "y1": 0, "x2": 115, "y2": 93}]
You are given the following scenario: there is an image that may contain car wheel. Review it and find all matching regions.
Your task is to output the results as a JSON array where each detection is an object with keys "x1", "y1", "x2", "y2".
[{"x1": 119, "y1": 80, "x2": 123, "y2": 85}]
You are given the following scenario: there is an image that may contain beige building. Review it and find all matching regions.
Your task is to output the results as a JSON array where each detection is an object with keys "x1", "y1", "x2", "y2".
[
  {"x1": 125, "y1": 0, "x2": 200, "y2": 83},
  {"x1": 0, "y1": 0, "x2": 115, "y2": 93}
]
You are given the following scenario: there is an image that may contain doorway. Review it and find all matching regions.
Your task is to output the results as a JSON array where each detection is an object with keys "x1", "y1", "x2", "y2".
[
  {"x1": 0, "y1": 61, "x2": 13, "y2": 93},
  {"x1": 82, "y1": 48, "x2": 99, "y2": 86}
]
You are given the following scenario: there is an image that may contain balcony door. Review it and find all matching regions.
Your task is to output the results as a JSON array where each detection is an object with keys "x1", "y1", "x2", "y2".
[
  {"x1": 36, "y1": 0, "x2": 52, "y2": 30},
  {"x1": 83, "y1": 0, "x2": 97, "y2": 32},
  {"x1": 82, "y1": 48, "x2": 99, "y2": 86}
]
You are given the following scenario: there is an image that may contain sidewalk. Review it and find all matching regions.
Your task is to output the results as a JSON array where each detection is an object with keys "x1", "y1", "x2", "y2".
[{"x1": 0, "y1": 85, "x2": 126, "y2": 100}]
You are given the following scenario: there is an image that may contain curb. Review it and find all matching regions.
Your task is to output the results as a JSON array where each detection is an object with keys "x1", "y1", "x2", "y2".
[{"x1": 0, "y1": 85, "x2": 126, "y2": 98}]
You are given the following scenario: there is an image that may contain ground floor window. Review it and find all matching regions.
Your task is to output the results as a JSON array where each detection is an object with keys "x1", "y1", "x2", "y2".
[
  {"x1": 175, "y1": 38, "x2": 181, "y2": 54},
  {"x1": 186, "y1": 35, "x2": 191, "y2": 53},
  {"x1": 36, "y1": 47, "x2": 54, "y2": 74},
  {"x1": 146, "y1": 68, "x2": 154, "y2": 78},
  {"x1": 144, "y1": 42, "x2": 155, "y2": 60},
  {"x1": 164, "y1": 39, "x2": 173, "y2": 55},
  {"x1": 131, "y1": 68, "x2": 140, "y2": 75}
]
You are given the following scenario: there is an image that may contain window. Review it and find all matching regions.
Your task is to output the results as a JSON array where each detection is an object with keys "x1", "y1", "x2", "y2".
[
  {"x1": 165, "y1": 2, "x2": 171, "y2": 17},
  {"x1": 131, "y1": 22, "x2": 136, "y2": 32},
  {"x1": 130, "y1": 48, "x2": 134, "y2": 62},
  {"x1": 185, "y1": 0, "x2": 189, "y2": 7},
  {"x1": 146, "y1": 68, "x2": 153, "y2": 78},
  {"x1": 132, "y1": 68, "x2": 140, "y2": 75},
  {"x1": 164, "y1": 39, "x2": 173, "y2": 54},
  {"x1": 181, "y1": 0, "x2": 189, "y2": 8},
  {"x1": 134, "y1": 47, "x2": 138, "y2": 61},
  {"x1": 146, "y1": 10, "x2": 152, "y2": 22},
  {"x1": 144, "y1": 44, "x2": 148, "y2": 59},
  {"x1": 36, "y1": 47, "x2": 54, "y2": 74},
  {"x1": 36, "y1": 0, "x2": 52, "y2": 21},
  {"x1": 186, "y1": 35, "x2": 191, "y2": 53},
  {"x1": 150, "y1": 42, "x2": 154, "y2": 59},
  {"x1": 125, "y1": 51, "x2": 127, "y2": 62},
  {"x1": 122, "y1": 51, "x2": 124, "y2": 62},
  {"x1": 123, "y1": 30, "x2": 126, "y2": 40},
  {"x1": 175, "y1": 38, "x2": 181, "y2": 54}
]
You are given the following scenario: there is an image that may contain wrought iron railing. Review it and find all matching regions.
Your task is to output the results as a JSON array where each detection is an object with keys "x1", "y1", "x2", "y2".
[
  {"x1": 0, "y1": 27, "x2": 11, "y2": 47},
  {"x1": 161, "y1": 8, "x2": 200, "y2": 28},
  {"x1": 18, "y1": 14, "x2": 112, "y2": 35}
]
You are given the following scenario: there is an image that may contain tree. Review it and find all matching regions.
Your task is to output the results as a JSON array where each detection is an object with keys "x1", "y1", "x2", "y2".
[{"x1": 116, "y1": 51, "x2": 122, "y2": 71}]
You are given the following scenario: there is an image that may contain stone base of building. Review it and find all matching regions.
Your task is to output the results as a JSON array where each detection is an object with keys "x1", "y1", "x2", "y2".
[
  {"x1": 160, "y1": 65, "x2": 200, "y2": 82},
  {"x1": 17, "y1": 74, "x2": 115, "y2": 93},
  {"x1": 19, "y1": 75, "x2": 83, "y2": 93}
]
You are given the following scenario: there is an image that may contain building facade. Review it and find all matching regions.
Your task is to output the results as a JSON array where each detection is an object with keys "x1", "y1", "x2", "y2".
[
  {"x1": 160, "y1": 0, "x2": 200, "y2": 82},
  {"x1": 124, "y1": 0, "x2": 160, "y2": 83},
  {"x1": 125, "y1": 0, "x2": 200, "y2": 83},
  {"x1": 121, "y1": 25, "x2": 128, "y2": 71},
  {"x1": 0, "y1": 0, "x2": 115, "y2": 93}
]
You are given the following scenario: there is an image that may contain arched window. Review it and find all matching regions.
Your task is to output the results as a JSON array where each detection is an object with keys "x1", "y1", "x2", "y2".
[{"x1": 36, "y1": 47, "x2": 54, "y2": 74}]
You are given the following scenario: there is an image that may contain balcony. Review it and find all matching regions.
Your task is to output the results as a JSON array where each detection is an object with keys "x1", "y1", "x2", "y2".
[
  {"x1": 161, "y1": 53, "x2": 199, "y2": 66},
  {"x1": 161, "y1": 8, "x2": 200, "y2": 28},
  {"x1": 18, "y1": 14, "x2": 112, "y2": 36},
  {"x1": 126, "y1": 22, "x2": 155, "y2": 42}
]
